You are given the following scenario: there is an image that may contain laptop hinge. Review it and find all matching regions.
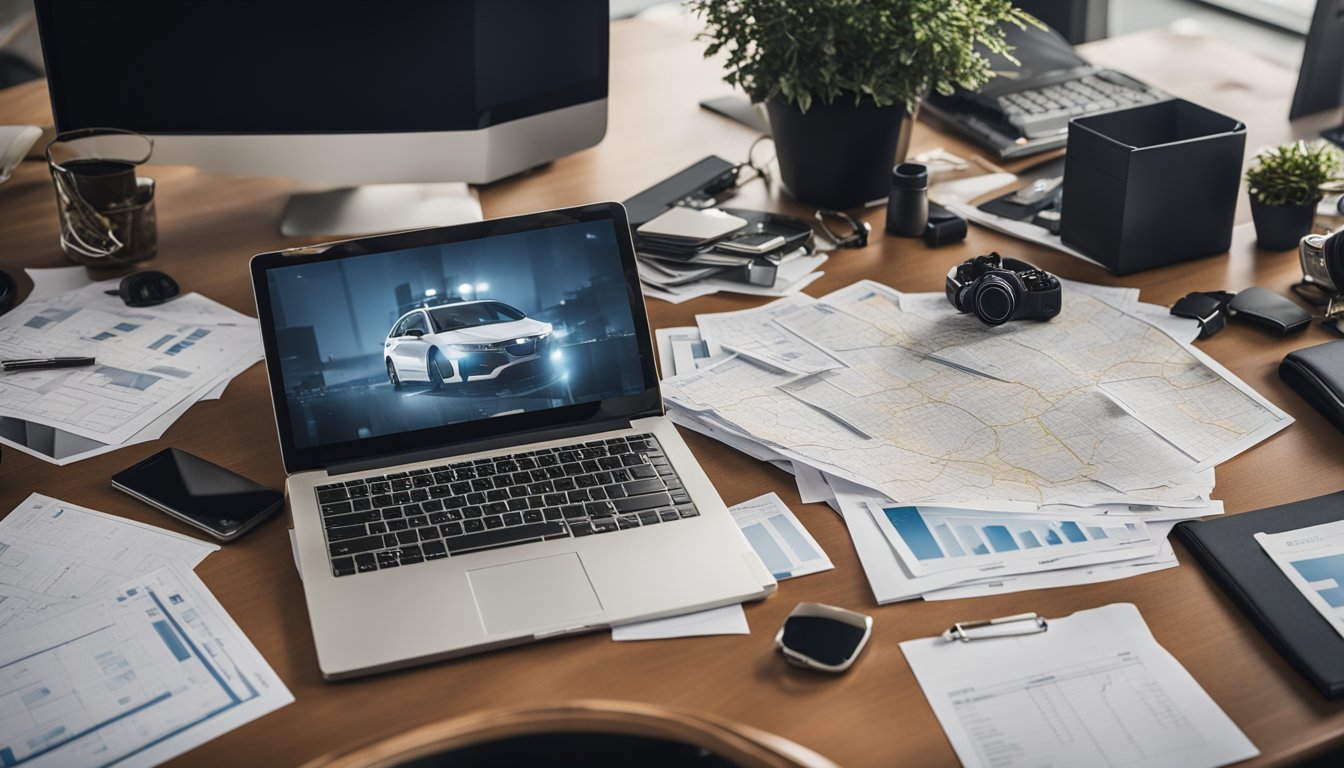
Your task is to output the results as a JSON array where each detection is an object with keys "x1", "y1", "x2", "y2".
[{"x1": 323, "y1": 418, "x2": 636, "y2": 476}]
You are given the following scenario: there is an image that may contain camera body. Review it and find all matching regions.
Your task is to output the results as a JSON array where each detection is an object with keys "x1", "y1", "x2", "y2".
[
  {"x1": 1299, "y1": 229, "x2": 1344, "y2": 319},
  {"x1": 945, "y1": 253, "x2": 1062, "y2": 326}
]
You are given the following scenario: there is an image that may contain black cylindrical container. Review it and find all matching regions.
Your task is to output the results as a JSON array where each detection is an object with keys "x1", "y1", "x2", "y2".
[{"x1": 885, "y1": 162, "x2": 929, "y2": 237}]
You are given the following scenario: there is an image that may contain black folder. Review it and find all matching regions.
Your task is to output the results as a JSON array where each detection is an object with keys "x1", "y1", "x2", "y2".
[{"x1": 1176, "y1": 492, "x2": 1344, "y2": 698}]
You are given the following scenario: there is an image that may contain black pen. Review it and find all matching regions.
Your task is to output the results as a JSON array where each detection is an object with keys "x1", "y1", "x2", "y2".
[{"x1": 2, "y1": 356, "x2": 97, "y2": 372}]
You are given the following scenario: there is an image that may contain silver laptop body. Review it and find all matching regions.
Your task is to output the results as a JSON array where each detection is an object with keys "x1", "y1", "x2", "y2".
[{"x1": 250, "y1": 203, "x2": 776, "y2": 679}]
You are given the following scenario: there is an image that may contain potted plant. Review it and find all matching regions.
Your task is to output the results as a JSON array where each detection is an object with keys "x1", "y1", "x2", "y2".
[
  {"x1": 1246, "y1": 140, "x2": 1342, "y2": 251},
  {"x1": 688, "y1": 0, "x2": 1033, "y2": 210}
]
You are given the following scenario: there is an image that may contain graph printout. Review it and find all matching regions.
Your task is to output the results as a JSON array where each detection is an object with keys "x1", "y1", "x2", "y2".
[
  {"x1": 0, "y1": 564, "x2": 292, "y2": 768},
  {"x1": 900, "y1": 603, "x2": 1257, "y2": 768},
  {"x1": 1256, "y1": 519, "x2": 1344, "y2": 642},
  {"x1": 872, "y1": 505, "x2": 1156, "y2": 578}
]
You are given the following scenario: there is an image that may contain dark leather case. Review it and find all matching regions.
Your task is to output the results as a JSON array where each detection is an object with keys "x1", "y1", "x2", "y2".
[
  {"x1": 1177, "y1": 492, "x2": 1344, "y2": 699},
  {"x1": 1280, "y1": 340, "x2": 1344, "y2": 433},
  {"x1": 1226, "y1": 287, "x2": 1311, "y2": 335}
]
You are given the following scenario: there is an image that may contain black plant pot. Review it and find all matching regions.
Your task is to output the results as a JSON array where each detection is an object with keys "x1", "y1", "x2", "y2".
[
  {"x1": 766, "y1": 98, "x2": 913, "y2": 210},
  {"x1": 1250, "y1": 198, "x2": 1316, "y2": 251}
]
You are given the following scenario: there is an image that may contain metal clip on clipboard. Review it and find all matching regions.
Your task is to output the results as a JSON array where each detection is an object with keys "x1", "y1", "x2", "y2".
[{"x1": 941, "y1": 612, "x2": 1049, "y2": 643}]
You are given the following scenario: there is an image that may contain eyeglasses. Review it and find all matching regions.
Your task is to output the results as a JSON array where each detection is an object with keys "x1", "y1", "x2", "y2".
[
  {"x1": 728, "y1": 134, "x2": 776, "y2": 191},
  {"x1": 104, "y1": 270, "x2": 180, "y2": 307},
  {"x1": 814, "y1": 209, "x2": 871, "y2": 249}
]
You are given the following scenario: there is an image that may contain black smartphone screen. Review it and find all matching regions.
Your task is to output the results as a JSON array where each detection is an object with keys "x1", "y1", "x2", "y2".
[
  {"x1": 781, "y1": 615, "x2": 868, "y2": 667},
  {"x1": 112, "y1": 448, "x2": 282, "y2": 539}
]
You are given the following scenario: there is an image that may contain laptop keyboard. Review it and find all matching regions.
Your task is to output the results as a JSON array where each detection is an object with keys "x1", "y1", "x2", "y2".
[
  {"x1": 314, "y1": 434, "x2": 699, "y2": 577},
  {"x1": 999, "y1": 71, "x2": 1163, "y2": 139}
]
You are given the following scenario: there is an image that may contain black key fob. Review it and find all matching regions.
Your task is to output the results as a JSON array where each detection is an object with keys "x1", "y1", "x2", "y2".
[
  {"x1": 1171, "y1": 292, "x2": 1228, "y2": 339},
  {"x1": 923, "y1": 203, "x2": 967, "y2": 248},
  {"x1": 1226, "y1": 287, "x2": 1311, "y2": 335}
]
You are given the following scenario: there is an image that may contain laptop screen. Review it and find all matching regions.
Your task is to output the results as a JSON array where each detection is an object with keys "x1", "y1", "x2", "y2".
[{"x1": 257, "y1": 211, "x2": 654, "y2": 466}]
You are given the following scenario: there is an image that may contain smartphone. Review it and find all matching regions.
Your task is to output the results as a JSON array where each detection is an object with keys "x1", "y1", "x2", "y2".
[
  {"x1": 112, "y1": 448, "x2": 283, "y2": 541},
  {"x1": 716, "y1": 232, "x2": 787, "y2": 254}
]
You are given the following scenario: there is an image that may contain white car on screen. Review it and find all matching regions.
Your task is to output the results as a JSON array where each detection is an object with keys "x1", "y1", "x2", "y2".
[{"x1": 384, "y1": 301, "x2": 553, "y2": 390}]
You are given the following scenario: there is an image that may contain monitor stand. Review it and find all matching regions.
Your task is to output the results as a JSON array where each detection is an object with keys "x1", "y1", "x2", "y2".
[{"x1": 280, "y1": 183, "x2": 483, "y2": 237}]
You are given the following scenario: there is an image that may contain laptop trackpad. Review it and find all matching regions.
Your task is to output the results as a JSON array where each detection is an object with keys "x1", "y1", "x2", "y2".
[{"x1": 467, "y1": 553, "x2": 604, "y2": 636}]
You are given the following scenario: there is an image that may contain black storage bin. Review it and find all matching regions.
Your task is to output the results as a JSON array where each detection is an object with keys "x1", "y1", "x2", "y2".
[{"x1": 1060, "y1": 99, "x2": 1245, "y2": 274}]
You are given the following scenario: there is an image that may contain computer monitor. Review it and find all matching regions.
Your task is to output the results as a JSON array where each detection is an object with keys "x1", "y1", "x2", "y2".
[
  {"x1": 33, "y1": 0, "x2": 609, "y2": 235},
  {"x1": 1291, "y1": 0, "x2": 1344, "y2": 124}
]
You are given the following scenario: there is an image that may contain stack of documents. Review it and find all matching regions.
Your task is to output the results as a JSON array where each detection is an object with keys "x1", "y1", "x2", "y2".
[
  {"x1": 0, "y1": 495, "x2": 292, "y2": 766},
  {"x1": 0, "y1": 268, "x2": 263, "y2": 464},
  {"x1": 656, "y1": 279, "x2": 1292, "y2": 601},
  {"x1": 637, "y1": 248, "x2": 828, "y2": 304}
]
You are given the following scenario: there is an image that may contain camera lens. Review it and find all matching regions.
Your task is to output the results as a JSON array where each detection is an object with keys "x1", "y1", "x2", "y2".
[{"x1": 974, "y1": 277, "x2": 1017, "y2": 326}]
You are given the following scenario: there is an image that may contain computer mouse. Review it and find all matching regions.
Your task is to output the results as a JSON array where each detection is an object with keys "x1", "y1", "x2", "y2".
[{"x1": 113, "y1": 270, "x2": 180, "y2": 307}]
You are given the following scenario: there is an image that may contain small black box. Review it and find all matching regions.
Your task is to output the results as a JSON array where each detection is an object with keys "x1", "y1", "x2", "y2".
[{"x1": 1060, "y1": 99, "x2": 1245, "y2": 274}]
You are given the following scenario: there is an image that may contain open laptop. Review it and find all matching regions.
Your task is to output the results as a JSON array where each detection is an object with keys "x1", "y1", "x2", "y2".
[{"x1": 250, "y1": 202, "x2": 776, "y2": 679}]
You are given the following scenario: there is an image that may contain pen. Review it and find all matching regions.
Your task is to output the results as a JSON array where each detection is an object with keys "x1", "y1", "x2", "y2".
[{"x1": 2, "y1": 356, "x2": 97, "y2": 372}]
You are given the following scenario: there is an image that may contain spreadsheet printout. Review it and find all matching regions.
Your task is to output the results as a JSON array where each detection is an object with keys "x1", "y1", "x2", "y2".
[{"x1": 900, "y1": 603, "x2": 1256, "y2": 768}]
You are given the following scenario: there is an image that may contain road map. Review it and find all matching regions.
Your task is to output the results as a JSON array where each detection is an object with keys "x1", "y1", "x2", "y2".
[{"x1": 662, "y1": 281, "x2": 1289, "y2": 509}]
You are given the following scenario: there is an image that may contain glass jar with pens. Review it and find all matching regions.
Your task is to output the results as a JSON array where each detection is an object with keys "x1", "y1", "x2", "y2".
[{"x1": 46, "y1": 128, "x2": 158, "y2": 268}]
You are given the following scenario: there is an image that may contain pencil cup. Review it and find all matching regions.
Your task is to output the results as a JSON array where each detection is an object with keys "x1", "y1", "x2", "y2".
[{"x1": 46, "y1": 128, "x2": 158, "y2": 268}]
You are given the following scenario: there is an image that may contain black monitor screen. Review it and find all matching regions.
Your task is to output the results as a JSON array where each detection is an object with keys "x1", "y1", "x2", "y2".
[
  {"x1": 264, "y1": 219, "x2": 646, "y2": 451},
  {"x1": 36, "y1": 0, "x2": 608, "y2": 133}
]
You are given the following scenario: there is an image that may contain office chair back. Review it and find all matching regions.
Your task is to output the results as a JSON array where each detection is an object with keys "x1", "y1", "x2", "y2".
[{"x1": 301, "y1": 699, "x2": 839, "y2": 768}]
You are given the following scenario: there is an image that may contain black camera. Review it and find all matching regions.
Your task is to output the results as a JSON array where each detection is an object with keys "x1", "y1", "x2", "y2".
[{"x1": 945, "y1": 253, "x2": 1062, "y2": 326}]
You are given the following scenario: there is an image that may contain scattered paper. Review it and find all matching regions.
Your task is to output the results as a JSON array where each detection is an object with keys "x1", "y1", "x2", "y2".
[
  {"x1": 1256, "y1": 519, "x2": 1344, "y2": 642},
  {"x1": 730, "y1": 493, "x2": 832, "y2": 580},
  {"x1": 696, "y1": 294, "x2": 840, "y2": 375},
  {"x1": 0, "y1": 563, "x2": 293, "y2": 768},
  {"x1": 0, "y1": 493, "x2": 219, "y2": 631},
  {"x1": 0, "y1": 276, "x2": 263, "y2": 461},
  {"x1": 900, "y1": 603, "x2": 1258, "y2": 768},
  {"x1": 870, "y1": 504, "x2": 1157, "y2": 578},
  {"x1": 663, "y1": 279, "x2": 1287, "y2": 510},
  {"x1": 611, "y1": 604, "x2": 749, "y2": 641},
  {"x1": 638, "y1": 252, "x2": 827, "y2": 303},
  {"x1": 654, "y1": 326, "x2": 723, "y2": 380},
  {"x1": 831, "y1": 479, "x2": 1200, "y2": 604}
]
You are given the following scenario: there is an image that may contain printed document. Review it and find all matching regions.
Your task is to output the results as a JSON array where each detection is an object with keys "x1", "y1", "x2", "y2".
[
  {"x1": 729, "y1": 492, "x2": 833, "y2": 580},
  {"x1": 1256, "y1": 519, "x2": 1344, "y2": 641},
  {"x1": 0, "y1": 279, "x2": 262, "y2": 446},
  {"x1": 901, "y1": 603, "x2": 1257, "y2": 768},
  {"x1": 0, "y1": 564, "x2": 292, "y2": 768},
  {"x1": 0, "y1": 494, "x2": 218, "y2": 631}
]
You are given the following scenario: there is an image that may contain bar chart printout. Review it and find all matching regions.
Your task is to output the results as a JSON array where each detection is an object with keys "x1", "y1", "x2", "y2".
[
  {"x1": 900, "y1": 603, "x2": 1257, "y2": 768},
  {"x1": 0, "y1": 564, "x2": 292, "y2": 768},
  {"x1": 874, "y1": 505, "x2": 1154, "y2": 577},
  {"x1": 1257, "y1": 519, "x2": 1344, "y2": 642}
]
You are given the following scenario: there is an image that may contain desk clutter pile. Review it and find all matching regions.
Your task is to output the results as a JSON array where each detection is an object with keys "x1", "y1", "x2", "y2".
[
  {"x1": 0, "y1": 268, "x2": 262, "y2": 464},
  {"x1": 657, "y1": 278, "x2": 1292, "y2": 602}
]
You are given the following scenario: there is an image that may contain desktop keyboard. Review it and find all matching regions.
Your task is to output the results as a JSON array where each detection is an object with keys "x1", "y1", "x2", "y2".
[
  {"x1": 997, "y1": 69, "x2": 1164, "y2": 139},
  {"x1": 314, "y1": 434, "x2": 698, "y2": 577}
]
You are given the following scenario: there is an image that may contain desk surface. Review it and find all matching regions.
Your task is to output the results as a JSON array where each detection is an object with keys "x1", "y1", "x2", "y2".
[{"x1": 2, "y1": 17, "x2": 1343, "y2": 767}]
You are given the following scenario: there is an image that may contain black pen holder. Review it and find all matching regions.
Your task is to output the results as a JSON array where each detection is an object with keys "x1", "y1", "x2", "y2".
[{"x1": 1060, "y1": 99, "x2": 1245, "y2": 274}]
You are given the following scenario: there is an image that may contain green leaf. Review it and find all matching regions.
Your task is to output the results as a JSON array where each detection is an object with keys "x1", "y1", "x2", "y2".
[{"x1": 686, "y1": 0, "x2": 1036, "y2": 108}]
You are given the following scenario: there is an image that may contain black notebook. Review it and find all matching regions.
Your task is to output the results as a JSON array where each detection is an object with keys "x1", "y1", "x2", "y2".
[{"x1": 1176, "y1": 492, "x2": 1344, "y2": 698}]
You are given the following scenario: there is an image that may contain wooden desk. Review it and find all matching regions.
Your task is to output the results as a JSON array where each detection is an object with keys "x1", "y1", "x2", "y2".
[{"x1": 2, "y1": 18, "x2": 1342, "y2": 767}]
